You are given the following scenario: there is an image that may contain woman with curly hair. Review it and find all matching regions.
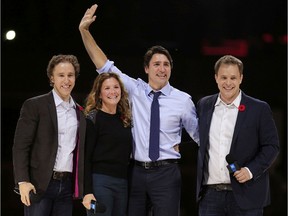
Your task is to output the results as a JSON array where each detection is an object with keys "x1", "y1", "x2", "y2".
[{"x1": 82, "y1": 72, "x2": 133, "y2": 216}]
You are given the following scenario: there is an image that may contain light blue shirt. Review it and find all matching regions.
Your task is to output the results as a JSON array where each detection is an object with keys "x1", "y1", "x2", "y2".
[{"x1": 98, "y1": 60, "x2": 199, "y2": 162}]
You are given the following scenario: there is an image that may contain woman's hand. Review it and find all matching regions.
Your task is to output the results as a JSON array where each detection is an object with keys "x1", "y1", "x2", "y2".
[{"x1": 82, "y1": 193, "x2": 96, "y2": 210}]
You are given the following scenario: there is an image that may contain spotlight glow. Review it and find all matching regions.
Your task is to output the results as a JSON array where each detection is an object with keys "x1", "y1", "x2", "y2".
[{"x1": 6, "y1": 30, "x2": 16, "y2": 40}]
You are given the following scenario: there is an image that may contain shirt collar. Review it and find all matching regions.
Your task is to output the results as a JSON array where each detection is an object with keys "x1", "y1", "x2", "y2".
[
  {"x1": 146, "y1": 82, "x2": 171, "y2": 97},
  {"x1": 215, "y1": 91, "x2": 242, "y2": 108},
  {"x1": 52, "y1": 89, "x2": 76, "y2": 109}
]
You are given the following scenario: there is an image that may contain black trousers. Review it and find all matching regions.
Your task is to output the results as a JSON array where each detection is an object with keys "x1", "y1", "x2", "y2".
[{"x1": 128, "y1": 163, "x2": 181, "y2": 216}]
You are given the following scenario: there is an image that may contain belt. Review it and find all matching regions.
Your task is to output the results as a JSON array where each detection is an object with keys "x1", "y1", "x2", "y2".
[
  {"x1": 206, "y1": 184, "x2": 232, "y2": 191},
  {"x1": 134, "y1": 159, "x2": 179, "y2": 169},
  {"x1": 52, "y1": 171, "x2": 72, "y2": 181}
]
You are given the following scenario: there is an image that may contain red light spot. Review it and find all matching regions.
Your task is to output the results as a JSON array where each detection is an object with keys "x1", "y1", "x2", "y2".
[
  {"x1": 202, "y1": 40, "x2": 248, "y2": 57},
  {"x1": 279, "y1": 35, "x2": 288, "y2": 44},
  {"x1": 262, "y1": 33, "x2": 274, "y2": 43}
]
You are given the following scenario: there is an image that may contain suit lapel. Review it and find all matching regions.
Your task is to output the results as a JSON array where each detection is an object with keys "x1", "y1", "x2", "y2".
[
  {"x1": 48, "y1": 92, "x2": 58, "y2": 132},
  {"x1": 230, "y1": 93, "x2": 249, "y2": 152},
  {"x1": 201, "y1": 94, "x2": 218, "y2": 151},
  {"x1": 204, "y1": 95, "x2": 218, "y2": 145},
  {"x1": 206, "y1": 96, "x2": 217, "y2": 126}
]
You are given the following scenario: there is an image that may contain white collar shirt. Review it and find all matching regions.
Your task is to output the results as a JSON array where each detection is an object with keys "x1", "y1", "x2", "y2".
[
  {"x1": 206, "y1": 91, "x2": 242, "y2": 184},
  {"x1": 52, "y1": 89, "x2": 78, "y2": 172}
]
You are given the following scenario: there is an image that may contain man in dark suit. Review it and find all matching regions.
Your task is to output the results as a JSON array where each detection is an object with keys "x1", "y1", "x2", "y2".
[
  {"x1": 12, "y1": 55, "x2": 86, "y2": 216},
  {"x1": 196, "y1": 55, "x2": 279, "y2": 216}
]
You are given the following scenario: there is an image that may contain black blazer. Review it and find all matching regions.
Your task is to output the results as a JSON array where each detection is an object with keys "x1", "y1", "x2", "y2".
[
  {"x1": 12, "y1": 91, "x2": 86, "y2": 198},
  {"x1": 196, "y1": 92, "x2": 279, "y2": 209}
]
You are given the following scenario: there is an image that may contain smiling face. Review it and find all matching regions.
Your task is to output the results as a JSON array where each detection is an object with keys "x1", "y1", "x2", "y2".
[
  {"x1": 99, "y1": 77, "x2": 121, "y2": 112},
  {"x1": 50, "y1": 62, "x2": 76, "y2": 102},
  {"x1": 145, "y1": 53, "x2": 171, "y2": 90},
  {"x1": 215, "y1": 64, "x2": 243, "y2": 104}
]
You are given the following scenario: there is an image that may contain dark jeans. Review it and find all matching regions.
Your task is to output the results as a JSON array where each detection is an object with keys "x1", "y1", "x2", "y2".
[
  {"x1": 199, "y1": 187, "x2": 263, "y2": 216},
  {"x1": 128, "y1": 163, "x2": 181, "y2": 216},
  {"x1": 87, "y1": 173, "x2": 128, "y2": 216},
  {"x1": 24, "y1": 177, "x2": 73, "y2": 216}
]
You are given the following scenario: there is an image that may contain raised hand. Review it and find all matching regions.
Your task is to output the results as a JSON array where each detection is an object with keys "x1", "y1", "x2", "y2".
[{"x1": 79, "y1": 4, "x2": 98, "y2": 31}]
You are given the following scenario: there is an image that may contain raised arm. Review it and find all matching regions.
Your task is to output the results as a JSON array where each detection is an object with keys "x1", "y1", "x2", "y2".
[{"x1": 79, "y1": 4, "x2": 107, "y2": 69}]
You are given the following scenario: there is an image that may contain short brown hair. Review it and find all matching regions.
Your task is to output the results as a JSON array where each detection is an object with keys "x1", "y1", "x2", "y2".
[
  {"x1": 47, "y1": 54, "x2": 80, "y2": 86},
  {"x1": 214, "y1": 55, "x2": 243, "y2": 75},
  {"x1": 143, "y1": 45, "x2": 173, "y2": 69}
]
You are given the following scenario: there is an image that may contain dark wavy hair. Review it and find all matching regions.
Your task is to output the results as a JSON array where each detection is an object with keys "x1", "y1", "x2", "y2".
[{"x1": 143, "y1": 45, "x2": 173, "y2": 69}]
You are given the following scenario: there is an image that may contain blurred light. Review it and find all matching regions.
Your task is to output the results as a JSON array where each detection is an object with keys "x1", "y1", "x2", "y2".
[
  {"x1": 5, "y1": 30, "x2": 16, "y2": 40},
  {"x1": 201, "y1": 39, "x2": 248, "y2": 57},
  {"x1": 262, "y1": 33, "x2": 274, "y2": 43},
  {"x1": 279, "y1": 35, "x2": 287, "y2": 44}
]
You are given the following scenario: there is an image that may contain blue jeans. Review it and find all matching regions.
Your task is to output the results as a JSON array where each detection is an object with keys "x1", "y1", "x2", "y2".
[
  {"x1": 87, "y1": 173, "x2": 128, "y2": 216},
  {"x1": 24, "y1": 177, "x2": 73, "y2": 216},
  {"x1": 199, "y1": 187, "x2": 263, "y2": 216}
]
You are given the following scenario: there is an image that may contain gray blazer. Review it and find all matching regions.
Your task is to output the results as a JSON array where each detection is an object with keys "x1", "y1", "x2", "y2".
[{"x1": 12, "y1": 91, "x2": 86, "y2": 198}]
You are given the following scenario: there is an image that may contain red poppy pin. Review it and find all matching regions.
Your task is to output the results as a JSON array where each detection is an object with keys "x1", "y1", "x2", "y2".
[
  {"x1": 238, "y1": 104, "x2": 246, "y2": 112},
  {"x1": 77, "y1": 105, "x2": 84, "y2": 111}
]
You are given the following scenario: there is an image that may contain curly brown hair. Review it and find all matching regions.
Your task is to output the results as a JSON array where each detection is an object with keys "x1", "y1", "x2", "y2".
[{"x1": 84, "y1": 73, "x2": 132, "y2": 128}]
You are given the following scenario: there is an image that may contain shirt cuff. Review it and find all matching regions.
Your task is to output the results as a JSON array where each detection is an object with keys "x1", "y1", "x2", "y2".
[
  {"x1": 244, "y1": 167, "x2": 253, "y2": 179},
  {"x1": 18, "y1": 181, "x2": 27, "y2": 185}
]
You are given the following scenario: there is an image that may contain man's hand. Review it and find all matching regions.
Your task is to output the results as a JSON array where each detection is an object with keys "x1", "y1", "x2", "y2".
[
  {"x1": 79, "y1": 4, "x2": 97, "y2": 31},
  {"x1": 173, "y1": 144, "x2": 180, "y2": 153},
  {"x1": 233, "y1": 167, "x2": 251, "y2": 183},
  {"x1": 82, "y1": 193, "x2": 96, "y2": 210},
  {"x1": 19, "y1": 182, "x2": 36, "y2": 206}
]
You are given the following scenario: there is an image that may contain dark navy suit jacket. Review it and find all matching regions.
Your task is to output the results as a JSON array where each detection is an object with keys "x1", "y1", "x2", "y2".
[
  {"x1": 13, "y1": 91, "x2": 86, "y2": 198},
  {"x1": 196, "y1": 92, "x2": 279, "y2": 209}
]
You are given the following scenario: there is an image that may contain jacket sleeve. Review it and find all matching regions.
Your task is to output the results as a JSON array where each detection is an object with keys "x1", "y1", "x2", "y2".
[
  {"x1": 245, "y1": 102, "x2": 280, "y2": 180},
  {"x1": 12, "y1": 99, "x2": 39, "y2": 185},
  {"x1": 83, "y1": 119, "x2": 97, "y2": 195}
]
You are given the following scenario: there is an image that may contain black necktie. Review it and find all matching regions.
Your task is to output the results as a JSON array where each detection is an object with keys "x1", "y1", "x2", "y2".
[{"x1": 149, "y1": 91, "x2": 161, "y2": 161}]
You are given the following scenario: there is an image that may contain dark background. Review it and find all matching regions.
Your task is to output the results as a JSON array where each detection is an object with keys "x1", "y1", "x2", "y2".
[{"x1": 2, "y1": 0, "x2": 287, "y2": 215}]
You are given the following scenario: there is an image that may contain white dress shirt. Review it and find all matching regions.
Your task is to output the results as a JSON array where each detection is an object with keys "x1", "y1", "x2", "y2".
[
  {"x1": 52, "y1": 89, "x2": 78, "y2": 172},
  {"x1": 206, "y1": 92, "x2": 241, "y2": 184}
]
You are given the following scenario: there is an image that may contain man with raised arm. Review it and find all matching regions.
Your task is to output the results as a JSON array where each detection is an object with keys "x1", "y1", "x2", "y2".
[{"x1": 79, "y1": 5, "x2": 199, "y2": 216}]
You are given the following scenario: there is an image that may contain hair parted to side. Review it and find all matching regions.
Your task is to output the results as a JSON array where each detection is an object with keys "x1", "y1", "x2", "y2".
[
  {"x1": 47, "y1": 54, "x2": 80, "y2": 86},
  {"x1": 144, "y1": 45, "x2": 173, "y2": 69},
  {"x1": 84, "y1": 73, "x2": 132, "y2": 128},
  {"x1": 214, "y1": 55, "x2": 243, "y2": 75}
]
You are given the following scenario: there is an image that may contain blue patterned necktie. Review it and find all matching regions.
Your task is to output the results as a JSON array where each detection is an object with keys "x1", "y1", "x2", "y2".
[{"x1": 149, "y1": 91, "x2": 161, "y2": 161}]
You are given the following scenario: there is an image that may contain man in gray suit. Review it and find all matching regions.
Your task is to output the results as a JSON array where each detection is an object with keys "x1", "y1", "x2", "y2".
[{"x1": 12, "y1": 55, "x2": 86, "y2": 216}]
